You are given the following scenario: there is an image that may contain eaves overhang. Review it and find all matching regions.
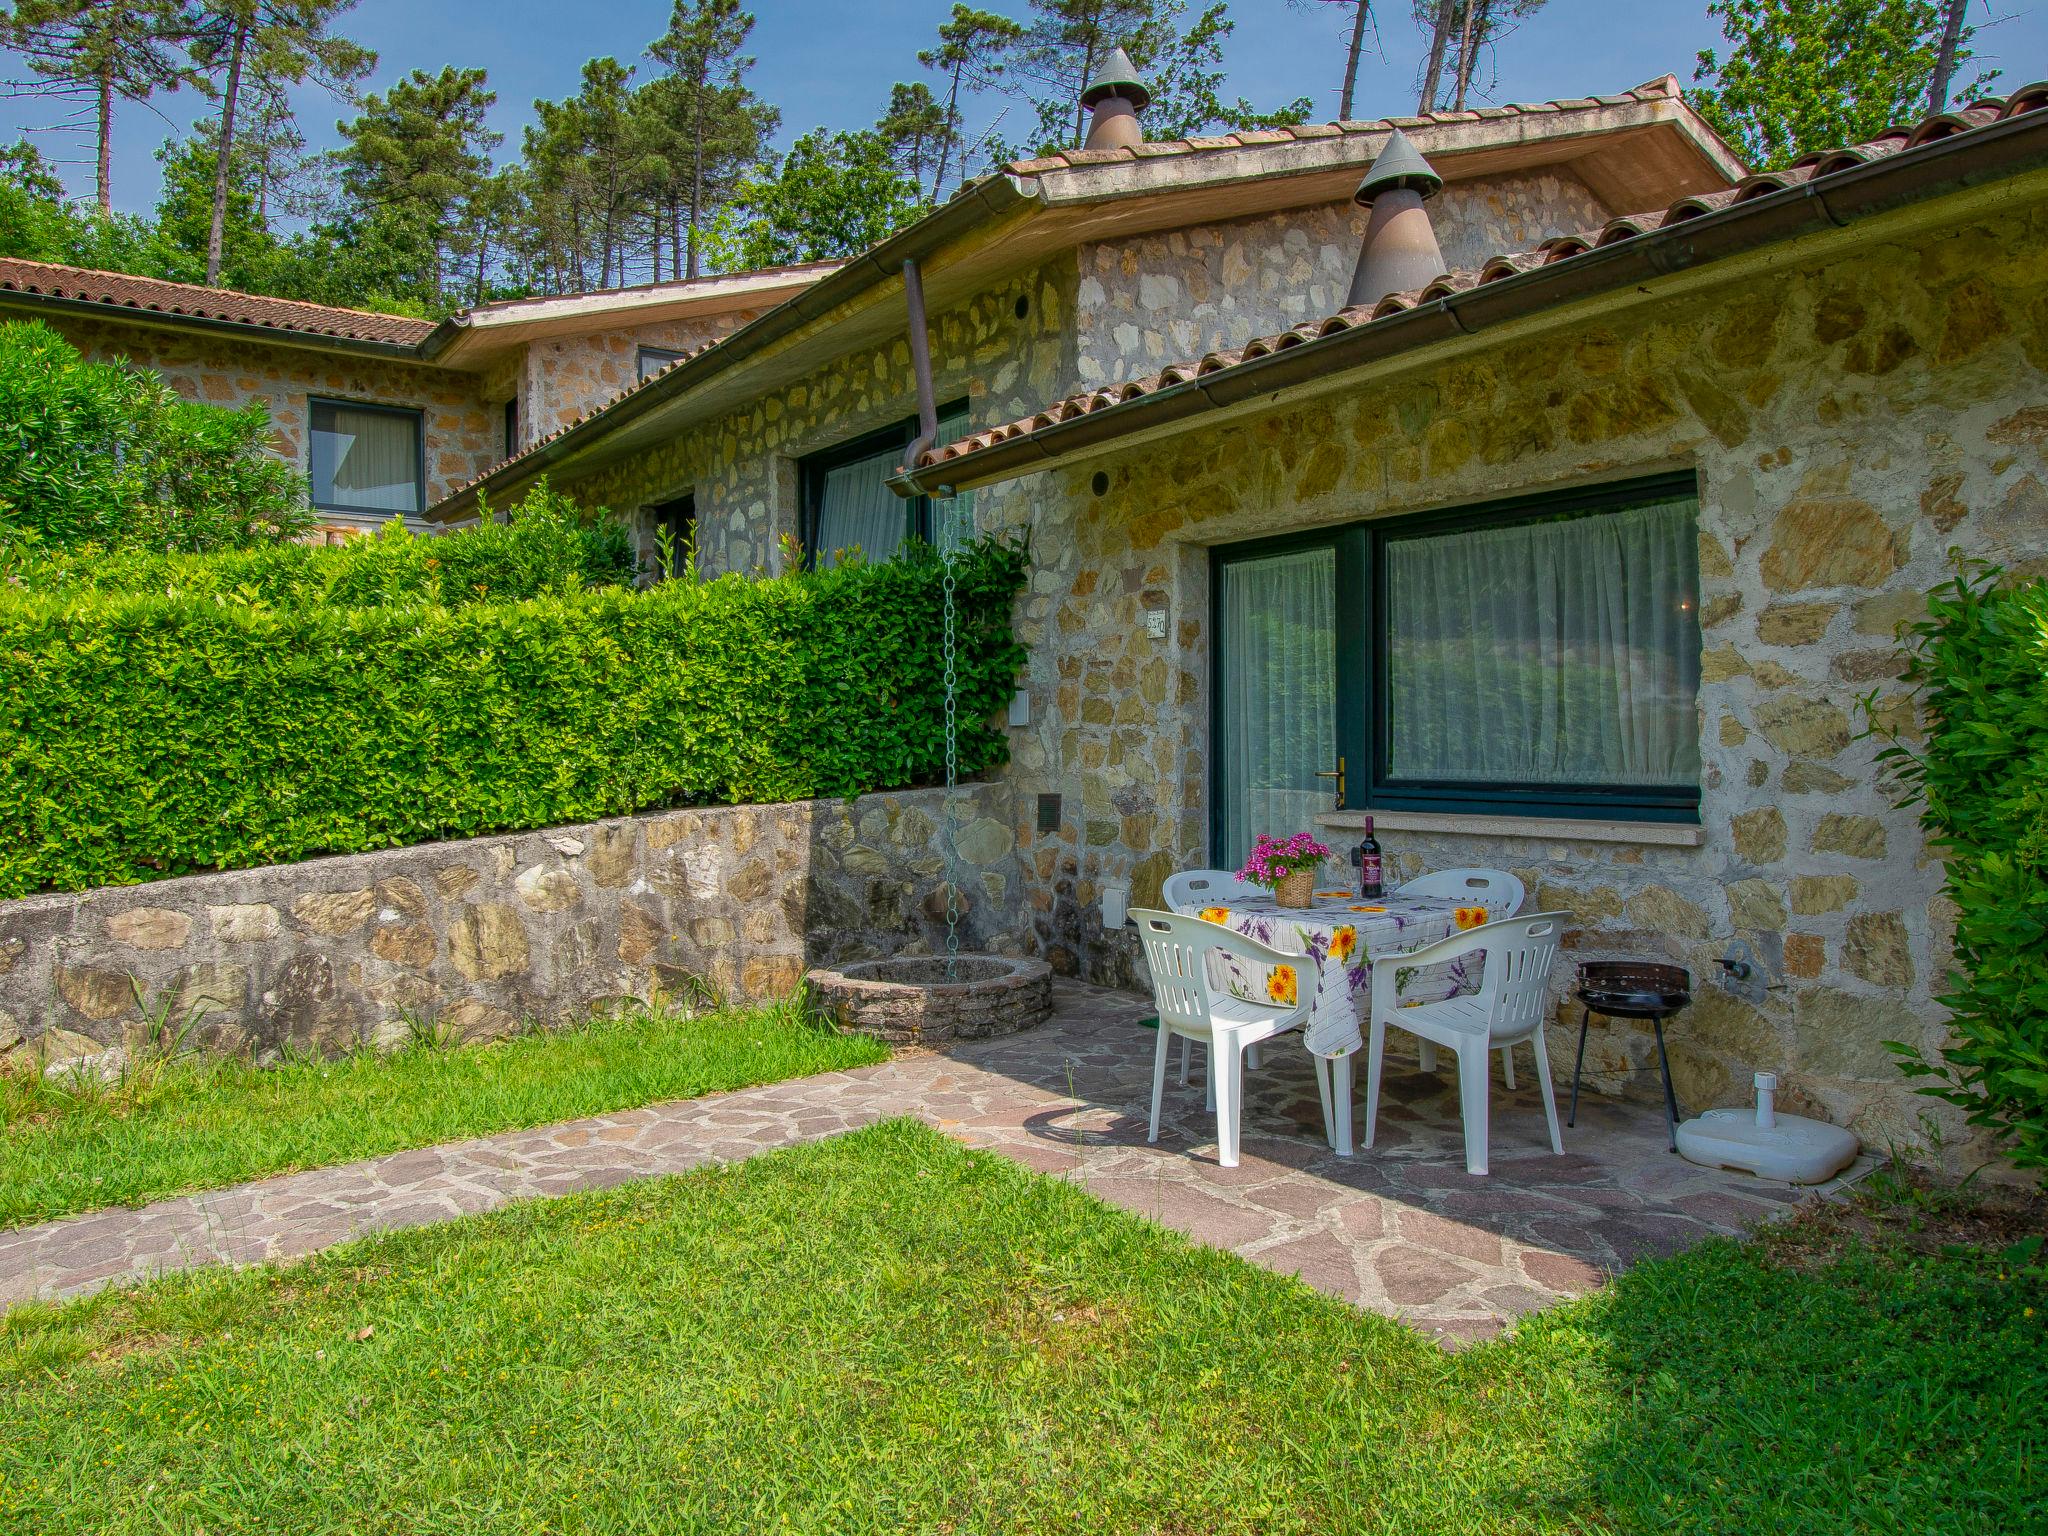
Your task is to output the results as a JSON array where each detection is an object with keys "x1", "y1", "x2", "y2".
[{"x1": 889, "y1": 104, "x2": 2048, "y2": 500}]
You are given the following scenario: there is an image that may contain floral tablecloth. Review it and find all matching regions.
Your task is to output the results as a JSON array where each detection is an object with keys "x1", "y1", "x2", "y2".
[{"x1": 1193, "y1": 890, "x2": 1490, "y2": 1058}]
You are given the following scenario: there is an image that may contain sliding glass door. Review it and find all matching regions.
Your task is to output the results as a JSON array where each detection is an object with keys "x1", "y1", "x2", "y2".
[{"x1": 1212, "y1": 534, "x2": 1366, "y2": 869}]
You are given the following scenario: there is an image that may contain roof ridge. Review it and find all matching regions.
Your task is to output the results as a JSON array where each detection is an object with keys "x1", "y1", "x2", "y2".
[{"x1": 996, "y1": 79, "x2": 1701, "y2": 177}]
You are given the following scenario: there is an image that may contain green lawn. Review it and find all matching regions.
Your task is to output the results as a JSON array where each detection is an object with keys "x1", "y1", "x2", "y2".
[
  {"x1": 1, "y1": 1120, "x2": 2038, "y2": 1535},
  {"x1": 0, "y1": 999, "x2": 886, "y2": 1229}
]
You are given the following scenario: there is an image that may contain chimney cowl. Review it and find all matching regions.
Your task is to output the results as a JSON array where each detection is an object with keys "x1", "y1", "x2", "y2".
[
  {"x1": 1080, "y1": 47, "x2": 1150, "y2": 111},
  {"x1": 1344, "y1": 130, "x2": 1447, "y2": 311},
  {"x1": 1352, "y1": 128, "x2": 1444, "y2": 206}
]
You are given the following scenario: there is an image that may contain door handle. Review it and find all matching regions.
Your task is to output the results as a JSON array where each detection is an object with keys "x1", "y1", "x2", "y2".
[{"x1": 1313, "y1": 756, "x2": 1346, "y2": 810}]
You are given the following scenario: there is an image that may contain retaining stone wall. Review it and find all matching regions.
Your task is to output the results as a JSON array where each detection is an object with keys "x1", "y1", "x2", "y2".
[{"x1": 0, "y1": 785, "x2": 1025, "y2": 1064}]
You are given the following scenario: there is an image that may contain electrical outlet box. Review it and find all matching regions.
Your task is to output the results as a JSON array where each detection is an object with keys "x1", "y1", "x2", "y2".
[
  {"x1": 1144, "y1": 609, "x2": 1169, "y2": 640},
  {"x1": 1101, "y1": 882, "x2": 1129, "y2": 930}
]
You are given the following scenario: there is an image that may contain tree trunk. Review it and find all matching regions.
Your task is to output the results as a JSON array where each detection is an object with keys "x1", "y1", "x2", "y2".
[
  {"x1": 1418, "y1": 0, "x2": 1452, "y2": 114},
  {"x1": 687, "y1": 95, "x2": 705, "y2": 280},
  {"x1": 1339, "y1": 1, "x2": 1369, "y2": 121},
  {"x1": 94, "y1": 68, "x2": 113, "y2": 216},
  {"x1": 934, "y1": 61, "x2": 963, "y2": 199},
  {"x1": 205, "y1": 23, "x2": 250, "y2": 287},
  {"x1": 1073, "y1": 39, "x2": 1097, "y2": 148},
  {"x1": 1928, "y1": 0, "x2": 1969, "y2": 114},
  {"x1": 1453, "y1": 0, "x2": 1481, "y2": 113}
]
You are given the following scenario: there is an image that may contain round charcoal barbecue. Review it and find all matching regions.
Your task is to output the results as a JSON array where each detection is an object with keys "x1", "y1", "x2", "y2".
[{"x1": 1567, "y1": 961, "x2": 1692, "y2": 1151}]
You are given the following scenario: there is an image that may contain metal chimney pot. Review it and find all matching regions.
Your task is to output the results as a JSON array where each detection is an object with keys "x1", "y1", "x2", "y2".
[
  {"x1": 1345, "y1": 129, "x2": 1447, "y2": 311},
  {"x1": 1081, "y1": 47, "x2": 1149, "y2": 151}
]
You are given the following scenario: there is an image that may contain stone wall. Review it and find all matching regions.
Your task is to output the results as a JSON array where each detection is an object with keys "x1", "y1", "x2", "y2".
[
  {"x1": 42, "y1": 316, "x2": 499, "y2": 530},
  {"x1": 0, "y1": 785, "x2": 1026, "y2": 1064},
  {"x1": 1073, "y1": 169, "x2": 1614, "y2": 386},
  {"x1": 516, "y1": 310, "x2": 767, "y2": 447},
  {"x1": 984, "y1": 194, "x2": 2048, "y2": 1158}
]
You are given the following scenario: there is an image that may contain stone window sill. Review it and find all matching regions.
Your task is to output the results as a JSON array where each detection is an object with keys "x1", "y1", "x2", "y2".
[{"x1": 1317, "y1": 808, "x2": 1704, "y2": 849}]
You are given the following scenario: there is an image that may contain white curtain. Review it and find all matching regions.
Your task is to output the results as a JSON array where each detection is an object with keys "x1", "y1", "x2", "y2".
[
  {"x1": 312, "y1": 404, "x2": 419, "y2": 513},
  {"x1": 1219, "y1": 545, "x2": 1337, "y2": 868},
  {"x1": 816, "y1": 408, "x2": 971, "y2": 566},
  {"x1": 1384, "y1": 498, "x2": 1700, "y2": 787}
]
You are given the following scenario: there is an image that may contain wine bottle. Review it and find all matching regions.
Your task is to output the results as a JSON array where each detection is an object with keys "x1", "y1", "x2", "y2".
[{"x1": 1357, "y1": 818, "x2": 1383, "y2": 899}]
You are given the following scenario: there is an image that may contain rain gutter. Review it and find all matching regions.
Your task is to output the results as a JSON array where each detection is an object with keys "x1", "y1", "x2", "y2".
[{"x1": 890, "y1": 107, "x2": 2048, "y2": 498}]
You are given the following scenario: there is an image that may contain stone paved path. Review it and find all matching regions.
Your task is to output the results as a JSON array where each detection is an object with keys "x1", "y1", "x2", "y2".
[{"x1": 0, "y1": 981, "x2": 1855, "y2": 1343}]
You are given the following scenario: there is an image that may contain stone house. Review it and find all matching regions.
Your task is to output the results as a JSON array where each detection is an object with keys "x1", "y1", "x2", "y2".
[
  {"x1": 0, "y1": 255, "x2": 834, "y2": 536},
  {"x1": 421, "y1": 70, "x2": 2048, "y2": 1158}
]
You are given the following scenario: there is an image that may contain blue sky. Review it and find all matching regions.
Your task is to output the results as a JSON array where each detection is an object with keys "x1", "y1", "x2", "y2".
[{"x1": 7, "y1": 0, "x2": 2045, "y2": 219}]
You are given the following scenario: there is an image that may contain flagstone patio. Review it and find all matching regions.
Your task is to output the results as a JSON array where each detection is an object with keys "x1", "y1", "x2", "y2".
[{"x1": 0, "y1": 980, "x2": 1859, "y2": 1343}]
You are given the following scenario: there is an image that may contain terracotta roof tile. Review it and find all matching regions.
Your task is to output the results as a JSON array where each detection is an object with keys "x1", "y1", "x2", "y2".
[
  {"x1": 0, "y1": 257, "x2": 436, "y2": 346},
  {"x1": 918, "y1": 83, "x2": 2048, "y2": 474}
]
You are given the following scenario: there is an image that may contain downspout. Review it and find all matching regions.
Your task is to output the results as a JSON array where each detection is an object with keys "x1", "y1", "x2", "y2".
[{"x1": 901, "y1": 258, "x2": 940, "y2": 472}]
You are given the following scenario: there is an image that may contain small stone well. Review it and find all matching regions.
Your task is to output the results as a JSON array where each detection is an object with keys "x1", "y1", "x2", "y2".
[{"x1": 805, "y1": 954, "x2": 1053, "y2": 1045}]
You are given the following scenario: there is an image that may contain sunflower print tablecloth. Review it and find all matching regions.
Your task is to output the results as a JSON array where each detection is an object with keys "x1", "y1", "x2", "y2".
[{"x1": 1195, "y1": 890, "x2": 1490, "y2": 1058}]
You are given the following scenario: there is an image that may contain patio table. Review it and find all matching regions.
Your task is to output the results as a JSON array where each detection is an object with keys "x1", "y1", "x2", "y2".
[{"x1": 1196, "y1": 889, "x2": 1488, "y2": 1059}]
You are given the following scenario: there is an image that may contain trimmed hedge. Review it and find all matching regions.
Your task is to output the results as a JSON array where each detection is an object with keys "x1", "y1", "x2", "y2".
[
  {"x1": 11, "y1": 482, "x2": 637, "y2": 607},
  {"x1": 1875, "y1": 567, "x2": 2048, "y2": 1170},
  {"x1": 0, "y1": 537, "x2": 1028, "y2": 897}
]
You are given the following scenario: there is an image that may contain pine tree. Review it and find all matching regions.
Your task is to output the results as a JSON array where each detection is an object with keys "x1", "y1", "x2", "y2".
[
  {"x1": 331, "y1": 65, "x2": 499, "y2": 305},
  {"x1": 646, "y1": 0, "x2": 776, "y2": 280},
  {"x1": 191, "y1": 0, "x2": 373, "y2": 285},
  {"x1": 2, "y1": 0, "x2": 207, "y2": 215},
  {"x1": 877, "y1": 82, "x2": 948, "y2": 201},
  {"x1": 1411, "y1": 2, "x2": 1547, "y2": 114},
  {"x1": 918, "y1": 5, "x2": 1023, "y2": 197}
]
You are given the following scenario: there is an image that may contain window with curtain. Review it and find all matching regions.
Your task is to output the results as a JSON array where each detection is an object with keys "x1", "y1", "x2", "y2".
[
  {"x1": 1209, "y1": 476, "x2": 1701, "y2": 845},
  {"x1": 309, "y1": 400, "x2": 423, "y2": 516},
  {"x1": 638, "y1": 346, "x2": 685, "y2": 381},
  {"x1": 1382, "y1": 496, "x2": 1700, "y2": 792},
  {"x1": 803, "y1": 405, "x2": 970, "y2": 567}
]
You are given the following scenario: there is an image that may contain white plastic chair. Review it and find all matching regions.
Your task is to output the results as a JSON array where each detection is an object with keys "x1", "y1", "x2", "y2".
[
  {"x1": 1133, "y1": 908, "x2": 1342, "y2": 1168},
  {"x1": 1361, "y1": 911, "x2": 1568, "y2": 1176},
  {"x1": 1161, "y1": 868, "x2": 1262, "y2": 913},
  {"x1": 1158, "y1": 868, "x2": 1268, "y2": 1080},
  {"x1": 1391, "y1": 867, "x2": 1528, "y2": 1086},
  {"x1": 1393, "y1": 866, "x2": 1526, "y2": 919}
]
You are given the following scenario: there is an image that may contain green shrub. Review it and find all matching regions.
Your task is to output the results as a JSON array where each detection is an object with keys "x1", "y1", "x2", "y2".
[
  {"x1": 1873, "y1": 566, "x2": 2048, "y2": 1169},
  {"x1": 13, "y1": 481, "x2": 637, "y2": 606},
  {"x1": 0, "y1": 536, "x2": 1028, "y2": 897},
  {"x1": 0, "y1": 319, "x2": 311, "y2": 552}
]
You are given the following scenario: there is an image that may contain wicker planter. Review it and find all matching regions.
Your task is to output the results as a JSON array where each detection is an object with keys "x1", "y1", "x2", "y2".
[{"x1": 1273, "y1": 867, "x2": 1316, "y2": 908}]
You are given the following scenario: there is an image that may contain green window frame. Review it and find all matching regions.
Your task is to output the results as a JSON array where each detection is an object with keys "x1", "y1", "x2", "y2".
[
  {"x1": 1210, "y1": 472, "x2": 1703, "y2": 854},
  {"x1": 797, "y1": 402, "x2": 970, "y2": 568}
]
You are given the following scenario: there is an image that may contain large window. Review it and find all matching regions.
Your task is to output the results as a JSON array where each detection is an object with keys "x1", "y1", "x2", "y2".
[
  {"x1": 1211, "y1": 475, "x2": 1701, "y2": 857},
  {"x1": 799, "y1": 404, "x2": 971, "y2": 567},
  {"x1": 309, "y1": 398, "x2": 423, "y2": 517}
]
